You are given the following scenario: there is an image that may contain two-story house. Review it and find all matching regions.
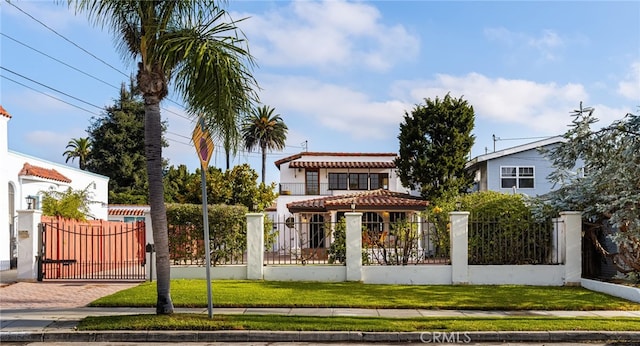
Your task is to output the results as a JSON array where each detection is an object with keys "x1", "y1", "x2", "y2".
[
  {"x1": 272, "y1": 152, "x2": 428, "y2": 257},
  {"x1": 465, "y1": 136, "x2": 578, "y2": 196}
]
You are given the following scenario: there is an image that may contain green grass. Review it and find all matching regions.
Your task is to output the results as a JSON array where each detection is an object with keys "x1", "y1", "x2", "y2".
[
  {"x1": 78, "y1": 314, "x2": 640, "y2": 332},
  {"x1": 89, "y1": 280, "x2": 640, "y2": 311}
]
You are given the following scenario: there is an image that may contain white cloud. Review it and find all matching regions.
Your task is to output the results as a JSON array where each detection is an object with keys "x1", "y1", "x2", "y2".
[
  {"x1": 484, "y1": 27, "x2": 565, "y2": 62},
  {"x1": 617, "y1": 61, "x2": 640, "y2": 101},
  {"x1": 234, "y1": 0, "x2": 419, "y2": 72},
  {"x1": 393, "y1": 72, "x2": 589, "y2": 134},
  {"x1": 258, "y1": 74, "x2": 409, "y2": 140}
]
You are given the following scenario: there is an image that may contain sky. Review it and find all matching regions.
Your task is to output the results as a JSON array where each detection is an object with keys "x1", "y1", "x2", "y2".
[{"x1": 1, "y1": 1, "x2": 639, "y2": 185}]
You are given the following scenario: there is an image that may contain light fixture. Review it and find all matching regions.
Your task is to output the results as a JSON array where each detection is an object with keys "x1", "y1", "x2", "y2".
[
  {"x1": 350, "y1": 202, "x2": 356, "y2": 211},
  {"x1": 455, "y1": 201, "x2": 462, "y2": 211},
  {"x1": 26, "y1": 195, "x2": 36, "y2": 210}
]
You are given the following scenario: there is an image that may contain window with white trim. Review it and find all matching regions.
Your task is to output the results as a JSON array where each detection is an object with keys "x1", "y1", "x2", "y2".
[{"x1": 500, "y1": 166, "x2": 534, "y2": 189}]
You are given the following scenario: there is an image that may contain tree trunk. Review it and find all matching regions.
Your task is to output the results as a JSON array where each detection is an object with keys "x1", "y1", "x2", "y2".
[
  {"x1": 261, "y1": 144, "x2": 267, "y2": 184},
  {"x1": 144, "y1": 101, "x2": 174, "y2": 314}
]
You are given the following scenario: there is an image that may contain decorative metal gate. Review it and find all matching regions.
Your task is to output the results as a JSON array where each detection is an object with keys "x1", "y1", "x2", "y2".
[{"x1": 38, "y1": 216, "x2": 146, "y2": 281}]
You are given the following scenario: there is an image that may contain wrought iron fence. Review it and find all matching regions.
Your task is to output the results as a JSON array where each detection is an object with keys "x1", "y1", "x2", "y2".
[
  {"x1": 168, "y1": 224, "x2": 246, "y2": 265},
  {"x1": 468, "y1": 213, "x2": 562, "y2": 265},
  {"x1": 266, "y1": 216, "x2": 339, "y2": 265},
  {"x1": 362, "y1": 213, "x2": 450, "y2": 265}
]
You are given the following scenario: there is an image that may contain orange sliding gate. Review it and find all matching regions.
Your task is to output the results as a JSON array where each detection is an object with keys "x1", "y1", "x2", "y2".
[{"x1": 38, "y1": 216, "x2": 146, "y2": 281}]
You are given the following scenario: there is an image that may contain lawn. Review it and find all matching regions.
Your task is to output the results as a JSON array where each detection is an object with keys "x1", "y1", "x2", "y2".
[
  {"x1": 83, "y1": 280, "x2": 640, "y2": 332},
  {"x1": 90, "y1": 279, "x2": 640, "y2": 311}
]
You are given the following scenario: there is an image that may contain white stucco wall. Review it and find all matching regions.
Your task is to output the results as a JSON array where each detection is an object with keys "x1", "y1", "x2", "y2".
[
  {"x1": 0, "y1": 149, "x2": 109, "y2": 271},
  {"x1": 7, "y1": 151, "x2": 109, "y2": 220},
  {"x1": 0, "y1": 116, "x2": 9, "y2": 270}
]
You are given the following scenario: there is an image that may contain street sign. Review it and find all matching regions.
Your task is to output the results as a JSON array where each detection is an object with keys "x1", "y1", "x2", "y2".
[
  {"x1": 192, "y1": 116, "x2": 214, "y2": 167},
  {"x1": 192, "y1": 116, "x2": 214, "y2": 318}
]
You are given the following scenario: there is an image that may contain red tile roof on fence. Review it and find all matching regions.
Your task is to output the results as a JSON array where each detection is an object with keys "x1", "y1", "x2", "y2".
[
  {"x1": 18, "y1": 163, "x2": 72, "y2": 183},
  {"x1": 274, "y1": 152, "x2": 397, "y2": 169},
  {"x1": 286, "y1": 189, "x2": 428, "y2": 213},
  {"x1": 0, "y1": 105, "x2": 11, "y2": 118},
  {"x1": 108, "y1": 205, "x2": 150, "y2": 216}
]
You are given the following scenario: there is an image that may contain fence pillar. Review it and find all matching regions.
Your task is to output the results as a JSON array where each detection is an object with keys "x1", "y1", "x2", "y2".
[
  {"x1": 345, "y1": 212, "x2": 363, "y2": 281},
  {"x1": 560, "y1": 211, "x2": 582, "y2": 285},
  {"x1": 246, "y1": 213, "x2": 264, "y2": 280},
  {"x1": 16, "y1": 209, "x2": 42, "y2": 281},
  {"x1": 450, "y1": 211, "x2": 470, "y2": 284}
]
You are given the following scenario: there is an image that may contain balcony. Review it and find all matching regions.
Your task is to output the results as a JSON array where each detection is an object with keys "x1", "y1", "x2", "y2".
[{"x1": 279, "y1": 183, "x2": 332, "y2": 196}]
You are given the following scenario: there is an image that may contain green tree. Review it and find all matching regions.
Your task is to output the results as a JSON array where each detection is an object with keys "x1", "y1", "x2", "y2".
[
  {"x1": 242, "y1": 105, "x2": 288, "y2": 183},
  {"x1": 163, "y1": 164, "x2": 196, "y2": 203},
  {"x1": 395, "y1": 93, "x2": 475, "y2": 201},
  {"x1": 180, "y1": 164, "x2": 277, "y2": 210},
  {"x1": 41, "y1": 185, "x2": 92, "y2": 220},
  {"x1": 71, "y1": 0, "x2": 257, "y2": 314},
  {"x1": 540, "y1": 103, "x2": 640, "y2": 277},
  {"x1": 85, "y1": 82, "x2": 153, "y2": 204},
  {"x1": 63, "y1": 137, "x2": 91, "y2": 170},
  {"x1": 218, "y1": 114, "x2": 241, "y2": 170}
]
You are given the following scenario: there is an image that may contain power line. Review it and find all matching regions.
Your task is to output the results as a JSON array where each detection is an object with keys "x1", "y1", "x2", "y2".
[
  {"x1": 6, "y1": 1, "x2": 190, "y2": 112},
  {"x1": 1, "y1": 32, "x2": 122, "y2": 91},
  {"x1": 1, "y1": 66, "x2": 104, "y2": 110},
  {"x1": 2, "y1": 32, "x2": 191, "y2": 121},
  {"x1": 5, "y1": 0, "x2": 128, "y2": 78},
  {"x1": 1, "y1": 75, "x2": 100, "y2": 115}
]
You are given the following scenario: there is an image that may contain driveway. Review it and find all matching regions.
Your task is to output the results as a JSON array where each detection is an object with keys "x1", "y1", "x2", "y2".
[{"x1": 0, "y1": 269, "x2": 138, "y2": 309}]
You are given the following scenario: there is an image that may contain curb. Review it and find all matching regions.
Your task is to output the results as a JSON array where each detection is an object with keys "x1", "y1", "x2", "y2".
[{"x1": 3, "y1": 330, "x2": 640, "y2": 343}]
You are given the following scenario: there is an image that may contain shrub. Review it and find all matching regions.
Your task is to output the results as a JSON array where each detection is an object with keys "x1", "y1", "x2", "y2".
[{"x1": 166, "y1": 203, "x2": 248, "y2": 266}]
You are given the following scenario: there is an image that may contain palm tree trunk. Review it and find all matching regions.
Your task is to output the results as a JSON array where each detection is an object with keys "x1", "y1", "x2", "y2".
[
  {"x1": 261, "y1": 144, "x2": 267, "y2": 184},
  {"x1": 144, "y1": 101, "x2": 174, "y2": 314}
]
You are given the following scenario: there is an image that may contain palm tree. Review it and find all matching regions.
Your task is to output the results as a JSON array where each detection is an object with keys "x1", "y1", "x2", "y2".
[
  {"x1": 71, "y1": 1, "x2": 257, "y2": 314},
  {"x1": 63, "y1": 137, "x2": 91, "y2": 170},
  {"x1": 242, "y1": 105, "x2": 288, "y2": 183}
]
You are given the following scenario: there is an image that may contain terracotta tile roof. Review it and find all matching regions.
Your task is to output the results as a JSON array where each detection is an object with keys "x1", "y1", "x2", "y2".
[
  {"x1": 18, "y1": 163, "x2": 72, "y2": 183},
  {"x1": 108, "y1": 205, "x2": 150, "y2": 216},
  {"x1": 289, "y1": 161, "x2": 395, "y2": 169},
  {"x1": 286, "y1": 189, "x2": 428, "y2": 213},
  {"x1": 275, "y1": 152, "x2": 397, "y2": 169},
  {"x1": 0, "y1": 105, "x2": 11, "y2": 119}
]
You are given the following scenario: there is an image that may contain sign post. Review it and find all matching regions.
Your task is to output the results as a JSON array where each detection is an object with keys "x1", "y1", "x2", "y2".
[{"x1": 192, "y1": 116, "x2": 215, "y2": 318}]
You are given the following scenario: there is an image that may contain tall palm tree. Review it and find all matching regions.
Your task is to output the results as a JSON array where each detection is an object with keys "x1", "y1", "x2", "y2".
[
  {"x1": 63, "y1": 137, "x2": 91, "y2": 170},
  {"x1": 71, "y1": 1, "x2": 257, "y2": 314},
  {"x1": 242, "y1": 105, "x2": 288, "y2": 183}
]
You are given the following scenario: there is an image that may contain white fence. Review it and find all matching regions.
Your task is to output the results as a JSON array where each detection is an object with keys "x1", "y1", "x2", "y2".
[{"x1": 171, "y1": 211, "x2": 583, "y2": 286}]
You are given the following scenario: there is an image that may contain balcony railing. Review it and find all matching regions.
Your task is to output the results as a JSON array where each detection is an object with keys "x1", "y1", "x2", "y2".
[{"x1": 279, "y1": 183, "x2": 332, "y2": 196}]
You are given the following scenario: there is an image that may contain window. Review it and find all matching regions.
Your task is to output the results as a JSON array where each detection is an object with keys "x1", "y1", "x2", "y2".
[
  {"x1": 500, "y1": 166, "x2": 534, "y2": 189},
  {"x1": 349, "y1": 173, "x2": 368, "y2": 190},
  {"x1": 328, "y1": 173, "x2": 348, "y2": 190},
  {"x1": 306, "y1": 170, "x2": 319, "y2": 195},
  {"x1": 370, "y1": 173, "x2": 389, "y2": 190},
  {"x1": 124, "y1": 216, "x2": 145, "y2": 223}
]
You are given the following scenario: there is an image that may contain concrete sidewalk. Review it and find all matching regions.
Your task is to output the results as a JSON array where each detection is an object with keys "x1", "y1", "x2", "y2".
[{"x1": 2, "y1": 306, "x2": 640, "y2": 343}]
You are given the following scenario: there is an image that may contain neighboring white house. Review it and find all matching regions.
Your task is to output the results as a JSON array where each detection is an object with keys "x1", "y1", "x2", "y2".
[
  {"x1": 465, "y1": 136, "x2": 581, "y2": 196},
  {"x1": 0, "y1": 105, "x2": 109, "y2": 271},
  {"x1": 273, "y1": 151, "x2": 421, "y2": 216}
]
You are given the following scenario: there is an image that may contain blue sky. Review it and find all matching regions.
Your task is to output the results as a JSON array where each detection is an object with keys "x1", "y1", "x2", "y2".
[{"x1": 1, "y1": 1, "x2": 639, "y2": 185}]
